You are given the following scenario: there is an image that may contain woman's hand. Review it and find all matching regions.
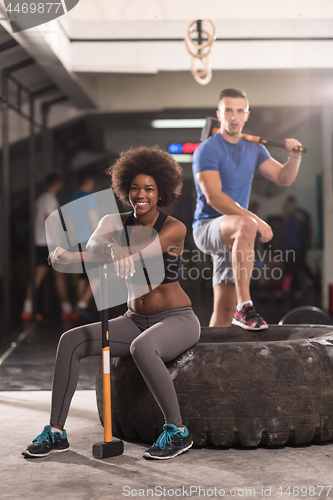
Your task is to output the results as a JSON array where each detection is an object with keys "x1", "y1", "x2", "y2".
[
  {"x1": 105, "y1": 243, "x2": 135, "y2": 279},
  {"x1": 48, "y1": 247, "x2": 75, "y2": 266}
]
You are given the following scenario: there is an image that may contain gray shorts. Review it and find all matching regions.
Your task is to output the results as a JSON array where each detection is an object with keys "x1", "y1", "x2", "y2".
[{"x1": 193, "y1": 216, "x2": 234, "y2": 287}]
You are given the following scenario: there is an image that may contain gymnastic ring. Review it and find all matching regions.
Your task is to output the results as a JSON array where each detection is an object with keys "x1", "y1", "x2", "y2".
[
  {"x1": 191, "y1": 57, "x2": 209, "y2": 77},
  {"x1": 185, "y1": 29, "x2": 214, "y2": 58},
  {"x1": 185, "y1": 19, "x2": 216, "y2": 52},
  {"x1": 191, "y1": 58, "x2": 212, "y2": 85},
  {"x1": 96, "y1": 324, "x2": 333, "y2": 447}
]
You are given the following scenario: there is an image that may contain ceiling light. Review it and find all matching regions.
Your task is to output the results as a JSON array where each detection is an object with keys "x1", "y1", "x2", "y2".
[
  {"x1": 151, "y1": 119, "x2": 206, "y2": 129},
  {"x1": 171, "y1": 154, "x2": 194, "y2": 163}
]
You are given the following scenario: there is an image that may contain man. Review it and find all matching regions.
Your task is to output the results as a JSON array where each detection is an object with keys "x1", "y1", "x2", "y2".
[
  {"x1": 192, "y1": 88, "x2": 302, "y2": 330},
  {"x1": 282, "y1": 195, "x2": 316, "y2": 295},
  {"x1": 66, "y1": 171, "x2": 99, "y2": 317},
  {"x1": 21, "y1": 173, "x2": 79, "y2": 321}
]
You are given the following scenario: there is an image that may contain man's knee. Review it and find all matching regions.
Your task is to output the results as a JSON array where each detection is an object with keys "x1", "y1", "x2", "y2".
[
  {"x1": 220, "y1": 216, "x2": 257, "y2": 249},
  {"x1": 234, "y1": 217, "x2": 257, "y2": 245}
]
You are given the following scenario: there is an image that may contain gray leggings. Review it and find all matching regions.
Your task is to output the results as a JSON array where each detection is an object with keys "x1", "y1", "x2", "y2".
[{"x1": 51, "y1": 307, "x2": 200, "y2": 428}]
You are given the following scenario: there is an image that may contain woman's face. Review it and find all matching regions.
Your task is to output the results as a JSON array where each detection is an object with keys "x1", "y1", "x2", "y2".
[{"x1": 128, "y1": 174, "x2": 159, "y2": 215}]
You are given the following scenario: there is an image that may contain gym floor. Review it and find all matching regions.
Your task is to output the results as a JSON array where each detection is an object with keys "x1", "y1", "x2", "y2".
[{"x1": 1, "y1": 283, "x2": 333, "y2": 500}]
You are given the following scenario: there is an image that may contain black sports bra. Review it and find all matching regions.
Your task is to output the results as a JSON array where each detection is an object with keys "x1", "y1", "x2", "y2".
[{"x1": 121, "y1": 211, "x2": 181, "y2": 285}]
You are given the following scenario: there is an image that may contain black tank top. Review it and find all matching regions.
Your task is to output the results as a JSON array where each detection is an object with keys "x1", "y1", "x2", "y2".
[{"x1": 121, "y1": 211, "x2": 181, "y2": 285}]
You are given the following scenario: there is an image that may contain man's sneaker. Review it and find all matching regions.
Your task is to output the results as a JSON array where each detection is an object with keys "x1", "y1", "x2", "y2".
[
  {"x1": 143, "y1": 423, "x2": 193, "y2": 460},
  {"x1": 232, "y1": 304, "x2": 268, "y2": 331},
  {"x1": 74, "y1": 306, "x2": 94, "y2": 324},
  {"x1": 22, "y1": 425, "x2": 69, "y2": 458},
  {"x1": 61, "y1": 310, "x2": 80, "y2": 321},
  {"x1": 21, "y1": 311, "x2": 43, "y2": 321}
]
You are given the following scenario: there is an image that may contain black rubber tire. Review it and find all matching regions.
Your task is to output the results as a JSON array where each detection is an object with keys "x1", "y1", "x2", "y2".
[
  {"x1": 279, "y1": 306, "x2": 333, "y2": 326},
  {"x1": 96, "y1": 325, "x2": 333, "y2": 447}
]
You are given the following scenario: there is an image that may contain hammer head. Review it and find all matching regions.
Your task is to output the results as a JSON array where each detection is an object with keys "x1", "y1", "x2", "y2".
[
  {"x1": 92, "y1": 438, "x2": 124, "y2": 459},
  {"x1": 200, "y1": 117, "x2": 220, "y2": 142}
]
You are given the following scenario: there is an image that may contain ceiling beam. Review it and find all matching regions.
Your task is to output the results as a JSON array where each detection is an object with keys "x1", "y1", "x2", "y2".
[{"x1": 0, "y1": 4, "x2": 96, "y2": 109}]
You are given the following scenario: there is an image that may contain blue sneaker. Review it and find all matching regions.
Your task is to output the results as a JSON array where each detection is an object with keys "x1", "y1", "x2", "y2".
[
  {"x1": 143, "y1": 423, "x2": 193, "y2": 460},
  {"x1": 22, "y1": 425, "x2": 69, "y2": 458}
]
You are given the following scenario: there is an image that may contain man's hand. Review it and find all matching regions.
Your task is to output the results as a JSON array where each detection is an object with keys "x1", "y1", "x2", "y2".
[
  {"x1": 256, "y1": 218, "x2": 273, "y2": 244},
  {"x1": 105, "y1": 243, "x2": 135, "y2": 279},
  {"x1": 285, "y1": 138, "x2": 302, "y2": 160}
]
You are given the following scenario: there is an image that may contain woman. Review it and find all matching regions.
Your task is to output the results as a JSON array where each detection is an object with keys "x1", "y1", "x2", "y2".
[{"x1": 22, "y1": 146, "x2": 201, "y2": 461}]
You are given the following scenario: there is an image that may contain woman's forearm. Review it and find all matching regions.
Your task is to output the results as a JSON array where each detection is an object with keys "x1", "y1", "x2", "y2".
[
  {"x1": 86, "y1": 235, "x2": 110, "y2": 255},
  {"x1": 81, "y1": 251, "x2": 113, "y2": 263}
]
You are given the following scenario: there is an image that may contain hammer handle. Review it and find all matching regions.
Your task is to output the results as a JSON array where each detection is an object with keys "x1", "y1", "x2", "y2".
[
  {"x1": 100, "y1": 263, "x2": 113, "y2": 443},
  {"x1": 241, "y1": 134, "x2": 308, "y2": 153}
]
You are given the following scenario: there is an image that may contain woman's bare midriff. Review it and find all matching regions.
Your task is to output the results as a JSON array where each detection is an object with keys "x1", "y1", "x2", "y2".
[{"x1": 127, "y1": 282, "x2": 191, "y2": 315}]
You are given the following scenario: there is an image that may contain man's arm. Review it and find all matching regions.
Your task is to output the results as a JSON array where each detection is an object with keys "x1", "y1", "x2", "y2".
[
  {"x1": 257, "y1": 138, "x2": 302, "y2": 186},
  {"x1": 195, "y1": 170, "x2": 273, "y2": 243}
]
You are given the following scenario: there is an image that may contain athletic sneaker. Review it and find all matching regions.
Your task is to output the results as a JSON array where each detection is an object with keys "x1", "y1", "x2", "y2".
[
  {"x1": 232, "y1": 304, "x2": 268, "y2": 331},
  {"x1": 143, "y1": 423, "x2": 193, "y2": 460},
  {"x1": 74, "y1": 306, "x2": 94, "y2": 324},
  {"x1": 20, "y1": 311, "x2": 43, "y2": 321},
  {"x1": 61, "y1": 310, "x2": 80, "y2": 321},
  {"x1": 22, "y1": 425, "x2": 69, "y2": 458}
]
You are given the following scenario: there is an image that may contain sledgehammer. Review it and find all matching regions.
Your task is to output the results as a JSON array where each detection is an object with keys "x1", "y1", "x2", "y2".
[
  {"x1": 201, "y1": 117, "x2": 308, "y2": 153},
  {"x1": 92, "y1": 262, "x2": 124, "y2": 458}
]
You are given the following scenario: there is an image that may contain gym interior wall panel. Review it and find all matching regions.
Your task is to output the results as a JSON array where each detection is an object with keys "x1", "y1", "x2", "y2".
[
  {"x1": 249, "y1": 108, "x2": 322, "y2": 225},
  {"x1": 76, "y1": 70, "x2": 333, "y2": 113},
  {"x1": 103, "y1": 125, "x2": 203, "y2": 157},
  {"x1": 321, "y1": 106, "x2": 333, "y2": 310}
]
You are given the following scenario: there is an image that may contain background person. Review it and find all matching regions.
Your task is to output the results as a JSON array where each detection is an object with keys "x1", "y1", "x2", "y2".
[
  {"x1": 21, "y1": 173, "x2": 79, "y2": 322},
  {"x1": 282, "y1": 195, "x2": 317, "y2": 295},
  {"x1": 192, "y1": 88, "x2": 303, "y2": 329},
  {"x1": 22, "y1": 147, "x2": 201, "y2": 461},
  {"x1": 66, "y1": 171, "x2": 99, "y2": 319}
]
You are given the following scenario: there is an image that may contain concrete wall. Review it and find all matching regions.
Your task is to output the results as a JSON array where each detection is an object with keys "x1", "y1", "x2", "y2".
[
  {"x1": 77, "y1": 68, "x2": 331, "y2": 308},
  {"x1": 2, "y1": 66, "x2": 332, "y2": 310},
  {"x1": 77, "y1": 70, "x2": 333, "y2": 112},
  {"x1": 322, "y1": 107, "x2": 333, "y2": 310}
]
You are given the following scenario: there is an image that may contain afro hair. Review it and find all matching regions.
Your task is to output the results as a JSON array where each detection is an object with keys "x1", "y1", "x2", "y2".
[{"x1": 107, "y1": 146, "x2": 183, "y2": 208}]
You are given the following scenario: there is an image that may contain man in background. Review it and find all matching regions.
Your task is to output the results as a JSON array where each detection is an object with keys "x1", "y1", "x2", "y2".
[
  {"x1": 21, "y1": 173, "x2": 79, "y2": 321},
  {"x1": 67, "y1": 171, "x2": 99, "y2": 318},
  {"x1": 192, "y1": 88, "x2": 302, "y2": 330},
  {"x1": 282, "y1": 195, "x2": 317, "y2": 295}
]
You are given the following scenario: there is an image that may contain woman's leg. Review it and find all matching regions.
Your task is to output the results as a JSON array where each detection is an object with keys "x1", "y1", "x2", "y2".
[
  {"x1": 51, "y1": 315, "x2": 141, "y2": 427},
  {"x1": 129, "y1": 309, "x2": 200, "y2": 427}
]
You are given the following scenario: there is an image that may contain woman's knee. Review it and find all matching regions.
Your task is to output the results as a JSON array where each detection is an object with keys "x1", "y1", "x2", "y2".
[
  {"x1": 58, "y1": 326, "x2": 97, "y2": 360},
  {"x1": 58, "y1": 328, "x2": 77, "y2": 349},
  {"x1": 130, "y1": 336, "x2": 154, "y2": 362}
]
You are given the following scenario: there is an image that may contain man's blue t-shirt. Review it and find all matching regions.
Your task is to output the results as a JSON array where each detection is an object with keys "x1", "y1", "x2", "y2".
[
  {"x1": 192, "y1": 133, "x2": 271, "y2": 228},
  {"x1": 66, "y1": 190, "x2": 98, "y2": 244}
]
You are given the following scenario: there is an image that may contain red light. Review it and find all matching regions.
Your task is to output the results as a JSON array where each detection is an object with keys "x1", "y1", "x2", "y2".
[{"x1": 182, "y1": 143, "x2": 200, "y2": 154}]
